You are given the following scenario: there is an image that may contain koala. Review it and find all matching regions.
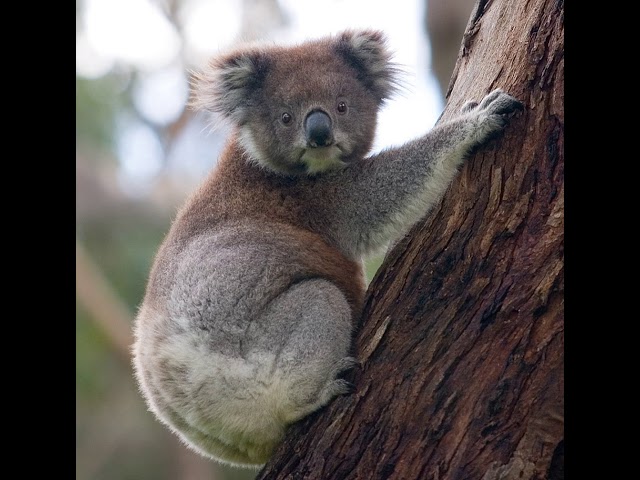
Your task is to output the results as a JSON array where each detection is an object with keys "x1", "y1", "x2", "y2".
[{"x1": 132, "y1": 30, "x2": 522, "y2": 468}]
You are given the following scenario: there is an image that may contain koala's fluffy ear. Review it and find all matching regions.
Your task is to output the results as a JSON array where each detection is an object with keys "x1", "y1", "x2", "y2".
[
  {"x1": 191, "y1": 48, "x2": 270, "y2": 124},
  {"x1": 334, "y1": 30, "x2": 401, "y2": 104}
]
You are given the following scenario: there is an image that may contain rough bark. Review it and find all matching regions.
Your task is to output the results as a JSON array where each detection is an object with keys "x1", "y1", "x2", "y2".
[{"x1": 257, "y1": 0, "x2": 564, "y2": 478}]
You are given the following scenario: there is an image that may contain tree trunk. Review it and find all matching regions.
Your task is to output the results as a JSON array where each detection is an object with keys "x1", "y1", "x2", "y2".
[{"x1": 257, "y1": 0, "x2": 564, "y2": 478}]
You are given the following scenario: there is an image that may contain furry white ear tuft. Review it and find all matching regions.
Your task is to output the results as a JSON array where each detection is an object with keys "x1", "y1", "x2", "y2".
[
  {"x1": 190, "y1": 48, "x2": 270, "y2": 125},
  {"x1": 334, "y1": 29, "x2": 402, "y2": 104}
]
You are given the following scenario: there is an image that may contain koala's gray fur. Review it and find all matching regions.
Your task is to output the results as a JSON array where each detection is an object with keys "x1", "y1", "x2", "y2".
[{"x1": 132, "y1": 30, "x2": 522, "y2": 468}]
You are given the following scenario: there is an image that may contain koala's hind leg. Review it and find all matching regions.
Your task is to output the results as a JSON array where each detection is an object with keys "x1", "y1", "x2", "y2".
[{"x1": 257, "y1": 278, "x2": 356, "y2": 424}]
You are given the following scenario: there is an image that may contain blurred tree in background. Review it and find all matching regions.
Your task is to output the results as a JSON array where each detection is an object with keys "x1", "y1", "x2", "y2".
[
  {"x1": 425, "y1": 0, "x2": 476, "y2": 98},
  {"x1": 76, "y1": 0, "x2": 475, "y2": 478}
]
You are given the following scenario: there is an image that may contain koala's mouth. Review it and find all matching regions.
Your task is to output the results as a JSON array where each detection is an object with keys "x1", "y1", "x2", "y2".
[
  {"x1": 299, "y1": 143, "x2": 347, "y2": 160},
  {"x1": 299, "y1": 144, "x2": 347, "y2": 174}
]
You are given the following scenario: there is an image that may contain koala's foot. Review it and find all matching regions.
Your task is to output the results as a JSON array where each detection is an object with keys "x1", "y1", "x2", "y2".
[
  {"x1": 334, "y1": 356, "x2": 360, "y2": 374},
  {"x1": 464, "y1": 89, "x2": 523, "y2": 146},
  {"x1": 282, "y1": 356, "x2": 357, "y2": 423},
  {"x1": 326, "y1": 356, "x2": 360, "y2": 395},
  {"x1": 255, "y1": 278, "x2": 355, "y2": 424},
  {"x1": 317, "y1": 376, "x2": 355, "y2": 403}
]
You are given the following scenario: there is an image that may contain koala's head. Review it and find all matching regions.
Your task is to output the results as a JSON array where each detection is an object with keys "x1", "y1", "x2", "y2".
[{"x1": 192, "y1": 30, "x2": 400, "y2": 176}]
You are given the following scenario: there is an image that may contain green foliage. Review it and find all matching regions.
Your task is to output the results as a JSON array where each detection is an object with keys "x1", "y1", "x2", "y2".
[
  {"x1": 75, "y1": 72, "x2": 131, "y2": 157},
  {"x1": 76, "y1": 302, "x2": 117, "y2": 400},
  {"x1": 81, "y1": 217, "x2": 168, "y2": 308}
]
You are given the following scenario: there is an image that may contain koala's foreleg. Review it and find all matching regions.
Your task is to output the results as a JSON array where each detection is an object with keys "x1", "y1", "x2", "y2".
[{"x1": 317, "y1": 89, "x2": 523, "y2": 257}]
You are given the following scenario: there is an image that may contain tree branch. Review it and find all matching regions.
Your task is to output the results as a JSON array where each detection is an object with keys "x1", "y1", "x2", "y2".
[{"x1": 76, "y1": 240, "x2": 133, "y2": 363}]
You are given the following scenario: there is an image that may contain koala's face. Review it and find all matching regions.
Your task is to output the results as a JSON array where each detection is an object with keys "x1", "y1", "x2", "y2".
[
  {"x1": 193, "y1": 30, "x2": 400, "y2": 176},
  {"x1": 239, "y1": 49, "x2": 382, "y2": 175}
]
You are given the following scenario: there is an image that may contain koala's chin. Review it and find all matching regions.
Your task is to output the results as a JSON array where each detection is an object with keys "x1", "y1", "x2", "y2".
[
  {"x1": 133, "y1": 28, "x2": 522, "y2": 468},
  {"x1": 300, "y1": 145, "x2": 346, "y2": 174}
]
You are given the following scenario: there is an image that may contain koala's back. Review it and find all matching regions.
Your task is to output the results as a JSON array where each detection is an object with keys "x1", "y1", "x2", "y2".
[
  {"x1": 142, "y1": 219, "x2": 357, "y2": 353},
  {"x1": 133, "y1": 145, "x2": 367, "y2": 466}
]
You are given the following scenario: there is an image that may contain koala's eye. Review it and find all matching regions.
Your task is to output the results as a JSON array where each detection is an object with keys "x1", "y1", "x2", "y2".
[
  {"x1": 281, "y1": 112, "x2": 292, "y2": 124},
  {"x1": 337, "y1": 102, "x2": 347, "y2": 114}
]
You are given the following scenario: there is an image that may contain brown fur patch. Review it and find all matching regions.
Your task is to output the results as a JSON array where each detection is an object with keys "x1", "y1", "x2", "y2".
[{"x1": 153, "y1": 136, "x2": 366, "y2": 319}]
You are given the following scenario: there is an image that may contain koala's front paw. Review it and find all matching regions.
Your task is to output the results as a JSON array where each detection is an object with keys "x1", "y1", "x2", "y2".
[{"x1": 464, "y1": 89, "x2": 523, "y2": 145}]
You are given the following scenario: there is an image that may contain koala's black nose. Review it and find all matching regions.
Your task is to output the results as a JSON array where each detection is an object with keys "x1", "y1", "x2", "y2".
[{"x1": 305, "y1": 110, "x2": 333, "y2": 148}]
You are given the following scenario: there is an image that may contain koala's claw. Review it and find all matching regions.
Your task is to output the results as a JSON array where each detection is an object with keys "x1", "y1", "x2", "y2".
[
  {"x1": 461, "y1": 101, "x2": 478, "y2": 114},
  {"x1": 334, "y1": 356, "x2": 360, "y2": 374},
  {"x1": 463, "y1": 89, "x2": 523, "y2": 118},
  {"x1": 479, "y1": 89, "x2": 524, "y2": 116},
  {"x1": 334, "y1": 379, "x2": 357, "y2": 395},
  {"x1": 478, "y1": 88, "x2": 507, "y2": 109},
  {"x1": 461, "y1": 89, "x2": 523, "y2": 147}
]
